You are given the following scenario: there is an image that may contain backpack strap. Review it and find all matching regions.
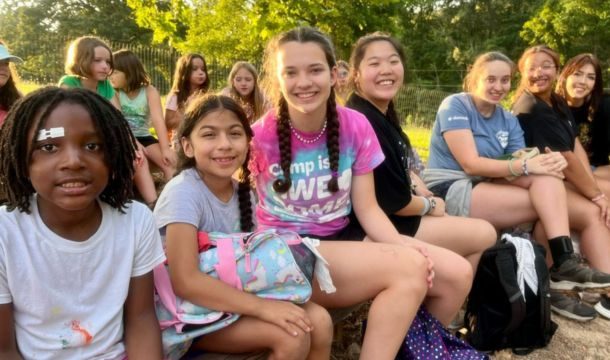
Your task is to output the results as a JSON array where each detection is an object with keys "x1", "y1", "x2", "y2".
[
  {"x1": 215, "y1": 237, "x2": 243, "y2": 290},
  {"x1": 495, "y1": 247, "x2": 527, "y2": 334}
]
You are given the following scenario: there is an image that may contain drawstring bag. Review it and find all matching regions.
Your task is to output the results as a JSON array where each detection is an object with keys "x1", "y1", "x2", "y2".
[
  {"x1": 397, "y1": 306, "x2": 488, "y2": 360},
  {"x1": 154, "y1": 228, "x2": 334, "y2": 359}
]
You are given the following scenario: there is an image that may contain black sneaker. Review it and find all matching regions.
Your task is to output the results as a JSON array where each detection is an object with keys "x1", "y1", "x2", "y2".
[
  {"x1": 550, "y1": 255, "x2": 610, "y2": 291},
  {"x1": 594, "y1": 294, "x2": 610, "y2": 319},
  {"x1": 550, "y1": 290, "x2": 597, "y2": 321}
]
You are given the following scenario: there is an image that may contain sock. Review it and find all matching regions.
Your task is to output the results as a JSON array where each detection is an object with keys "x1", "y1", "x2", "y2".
[{"x1": 548, "y1": 236, "x2": 574, "y2": 268}]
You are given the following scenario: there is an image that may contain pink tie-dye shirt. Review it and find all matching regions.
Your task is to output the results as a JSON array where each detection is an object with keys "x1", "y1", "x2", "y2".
[{"x1": 249, "y1": 106, "x2": 384, "y2": 237}]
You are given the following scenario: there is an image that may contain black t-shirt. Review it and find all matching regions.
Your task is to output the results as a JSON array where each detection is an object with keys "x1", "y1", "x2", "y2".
[
  {"x1": 570, "y1": 94, "x2": 610, "y2": 166},
  {"x1": 512, "y1": 91, "x2": 576, "y2": 152},
  {"x1": 345, "y1": 93, "x2": 421, "y2": 236}
]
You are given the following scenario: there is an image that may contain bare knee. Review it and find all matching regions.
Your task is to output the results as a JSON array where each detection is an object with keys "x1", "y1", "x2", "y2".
[
  {"x1": 392, "y1": 246, "x2": 429, "y2": 298},
  {"x1": 477, "y1": 220, "x2": 498, "y2": 249},
  {"x1": 304, "y1": 302, "x2": 333, "y2": 352},
  {"x1": 270, "y1": 332, "x2": 311, "y2": 360}
]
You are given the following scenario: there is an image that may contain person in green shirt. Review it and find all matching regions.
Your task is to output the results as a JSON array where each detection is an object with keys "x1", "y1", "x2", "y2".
[{"x1": 59, "y1": 36, "x2": 119, "y2": 109}]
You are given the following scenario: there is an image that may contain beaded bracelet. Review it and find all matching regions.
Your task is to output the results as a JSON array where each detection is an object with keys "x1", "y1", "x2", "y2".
[
  {"x1": 522, "y1": 158, "x2": 529, "y2": 176},
  {"x1": 592, "y1": 193, "x2": 607, "y2": 202},
  {"x1": 508, "y1": 158, "x2": 520, "y2": 177}
]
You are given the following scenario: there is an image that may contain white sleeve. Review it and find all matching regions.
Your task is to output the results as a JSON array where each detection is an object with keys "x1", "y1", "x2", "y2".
[
  {"x1": 0, "y1": 233, "x2": 11, "y2": 304},
  {"x1": 131, "y1": 204, "x2": 166, "y2": 277}
]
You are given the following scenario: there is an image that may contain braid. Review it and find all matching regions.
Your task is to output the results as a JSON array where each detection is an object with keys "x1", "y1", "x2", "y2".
[
  {"x1": 273, "y1": 97, "x2": 292, "y2": 193},
  {"x1": 326, "y1": 88, "x2": 340, "y2": 193},
  {"x1": 237, "y1": 151, "x2": 254, "y2": 232}
]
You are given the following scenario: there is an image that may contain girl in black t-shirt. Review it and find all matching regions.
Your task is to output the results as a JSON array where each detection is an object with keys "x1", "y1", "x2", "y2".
[
  {"x1": 555, "y1": 53, "x2": 610, "y2": 179},
  {"x1": 513, "y1": 45, "x2": 610, "y2": 319},
  {"x1": 345, "y1": 33, "x2": 497, "y2": 325}
]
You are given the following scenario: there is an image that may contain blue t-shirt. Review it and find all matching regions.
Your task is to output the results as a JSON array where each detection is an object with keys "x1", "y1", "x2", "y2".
[{"x1": 427, "y1": 93, "x2": 525, "y2": 170}]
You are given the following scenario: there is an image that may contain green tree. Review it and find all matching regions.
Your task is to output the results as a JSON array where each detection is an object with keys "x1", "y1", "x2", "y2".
[
  {"x1": 0, "y1": 0, "x2": 154, "y2": 83},
  {"x1": 127, "y1": 0, "x2": 404, "y2": 66},
  {"x1": 521, "y1": 0, "x2": 610, "y2": 65},
  {"x1": 398, "y1": 0, "x2": 543, "y2": 90}
]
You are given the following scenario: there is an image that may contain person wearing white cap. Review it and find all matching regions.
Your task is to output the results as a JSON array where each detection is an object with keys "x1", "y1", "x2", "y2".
[{"x1": 0, "y1": 40, "x2": 23, "y2": 126}]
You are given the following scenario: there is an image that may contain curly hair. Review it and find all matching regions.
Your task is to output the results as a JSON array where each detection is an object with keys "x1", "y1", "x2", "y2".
[
  {"x1": 176, "y1": 93, "x2": 254, "y2": 231},
  {"x1": 0, "y1": 87, "x2": 137, "y2": 213},
  {"x1": 261, "y1": 27, "x2": 340, "y2": 194}
]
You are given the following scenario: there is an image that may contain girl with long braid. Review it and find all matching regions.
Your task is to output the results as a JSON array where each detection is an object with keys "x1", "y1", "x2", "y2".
[{"x1": 249, "y1": 26, "x2": 469, "y2": 359}]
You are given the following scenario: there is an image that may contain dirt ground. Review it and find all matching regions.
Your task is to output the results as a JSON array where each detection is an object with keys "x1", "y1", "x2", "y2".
[{"x1": 330, "y1": 303, "x2": 610, "y2": 359}]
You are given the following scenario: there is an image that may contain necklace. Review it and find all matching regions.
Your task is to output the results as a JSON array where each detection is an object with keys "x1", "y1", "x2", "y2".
[{"x1": 289, "y1": 120, "x2": 327, "y2": 144}]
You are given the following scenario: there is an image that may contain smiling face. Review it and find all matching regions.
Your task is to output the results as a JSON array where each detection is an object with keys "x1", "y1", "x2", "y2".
[
  {"x1": 89, "y1": 46, "x2": 112, "y2": 81},
  {"x1": 565, "y1": 63, "x2": 596, "y2": 103},
  {"x1": 523, "y1": 51, "x2": 558, "y2": 98},
  {"x1": 472, "y1": 60, "x2": 512, "y2": 105},
  {"x1": 354, "y1": 40, "x2": 403, "y2": 112},
  {"x1": 232, "y1": 67, "x2": 255, "y2": 98},
  {"x1": 27, "y1": 102, "x2": 109, "y2": 217},
  {"x1": 181, "y1": 109, "x2": 249, "y2": 186},
  {"x1": 276, "y1": 41, "x2": 336, "y2": 124}
]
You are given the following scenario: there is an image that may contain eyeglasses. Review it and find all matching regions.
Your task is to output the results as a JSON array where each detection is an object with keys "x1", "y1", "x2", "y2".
[
  {"x1": 527, "y1": 64, "x2": 556, "y2": 73},
  {"x1": 338, "y1": 71, "x2": 349, "y2": 78}
]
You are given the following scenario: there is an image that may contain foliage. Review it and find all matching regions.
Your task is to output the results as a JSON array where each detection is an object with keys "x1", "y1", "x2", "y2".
[
  {"x1": 398, "y1": 0, "x2": 544, "y2": 90},
  {"x1": 127, "y1": 0, "x2": 404, "y2": 65},
  {"x1": 521, "y1": 0, "x2": 610, "y2": 67}
]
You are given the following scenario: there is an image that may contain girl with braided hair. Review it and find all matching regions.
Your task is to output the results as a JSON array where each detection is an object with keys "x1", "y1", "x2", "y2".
[
  {"x1": 153, "y1": 93, "x2": 333, "y2": 359},
  {"x1": 0, "y1": 87, "x2": 165, "y2": 359},
  {"x1": 249, "y1": 26, "x2": 466, "y2": 359}
]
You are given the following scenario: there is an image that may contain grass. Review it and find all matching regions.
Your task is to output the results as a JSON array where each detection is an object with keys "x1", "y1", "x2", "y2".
[
  {"x1": 17, "y1": 81, "x2": 42, "y2": 94},
  {"x1": 405, "y1": 125, "x2": 432, "y2": 163}
]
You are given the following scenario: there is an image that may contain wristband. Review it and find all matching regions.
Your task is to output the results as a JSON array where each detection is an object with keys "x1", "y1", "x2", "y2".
[
  {"x1": 522, "y1": 158, "x2": 529, "y2": 176},
  {"x1": 427, "y1": 197, "x2": 437, "y2": 215},
  {"x1": 592, "y1": 193, "x2": 607, "y2": 202},
  {"x1": 508, "y1": 158, "x2": 520, "y2": 177},
  {"x1": 420, "y1": 197, "x2": 431, "y2": 216}
]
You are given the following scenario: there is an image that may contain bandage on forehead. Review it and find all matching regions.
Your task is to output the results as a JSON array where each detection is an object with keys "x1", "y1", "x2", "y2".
[{"x1": 37, "y1": 127, "x2": 65, "y2": 141}]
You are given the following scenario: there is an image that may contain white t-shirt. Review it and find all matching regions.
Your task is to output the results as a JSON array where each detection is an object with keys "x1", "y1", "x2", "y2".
[{"x1": 0, "y1": 197, "x2": 166, "y2": 360}]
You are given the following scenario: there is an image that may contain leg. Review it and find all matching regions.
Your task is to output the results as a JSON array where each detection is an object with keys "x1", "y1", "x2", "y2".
[
  {"x1": 302, "y1": 302, "x2": 333, "y2": 360},
  {"x1": 312, "y1": 241, "x2": 428, "y2": 360},
  {"x1": 193, "y1": 315, "x2": 311, "y2": 360},
  {"x1": 144, "y1": 143, "x2": 175, "y2": 180},
  {"x1": 471, "y1": 175, "x2": 570, "y2": 237},
  {"x1": 415, "y1": 215, "x2": 496, "y2": 271},
  {"x1": 594, "y1": 165, "x2": 610, "y2": 181},
  {"x1": 399, "y1": 236, "x2": 473, "y2": 326},
  {"x1": 564, "y1": 187, "x2": 610, "y2": 274}
]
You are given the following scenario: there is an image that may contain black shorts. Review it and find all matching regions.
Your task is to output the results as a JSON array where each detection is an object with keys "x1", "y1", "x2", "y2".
[
  {"x1": 429, "y1": 179, "x2": 481, "y2": 200},
  {"x1": 136, "y1": 135, "x2": 159, "y2": 147},
  {"x1": 302, "y1": 213, "x2": 421, "y2": 241}
]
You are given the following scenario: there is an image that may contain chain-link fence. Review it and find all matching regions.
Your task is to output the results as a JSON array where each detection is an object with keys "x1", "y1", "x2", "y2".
[{"x1": 13, "y1": 35, "x2": 450, "y2": 127}]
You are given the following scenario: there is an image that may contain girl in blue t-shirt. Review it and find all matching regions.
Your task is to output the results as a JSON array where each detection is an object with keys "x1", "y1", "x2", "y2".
[{"x1": 58, "y1": 36, "x2": 120, "y2": 109}]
